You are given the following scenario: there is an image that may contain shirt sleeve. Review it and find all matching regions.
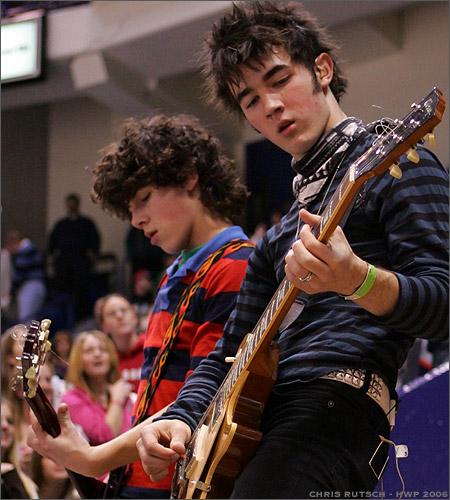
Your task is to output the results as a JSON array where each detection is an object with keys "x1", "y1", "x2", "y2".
[{"x1": 361, "y1": 147, "x2": 449, "y2": 341}]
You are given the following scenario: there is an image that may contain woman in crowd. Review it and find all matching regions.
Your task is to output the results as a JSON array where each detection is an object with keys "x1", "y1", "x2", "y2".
[
  {"x1": 48, "y1": 329, "x2": 73, "y2": 380},
  {"x1": 30, "y1": 451, "x2": 78, "y2": 499},
  {"x1": 95, "y1": 293, "x2": 145, "y2": 394},
  {"x1": 1, "y1": 397, "x2": 39, "y2": 499},
  {"x1": 61, "y1": 330, "x2": 133, "y2": 446}
]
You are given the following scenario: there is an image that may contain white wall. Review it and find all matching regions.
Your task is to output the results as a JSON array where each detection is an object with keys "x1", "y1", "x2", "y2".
[
  {"x1": 45, "y1": 1, "x2": 449, "y2": 263},
  {"x1": 47, "y1": 98, "x2": 130, "y2": 260}
]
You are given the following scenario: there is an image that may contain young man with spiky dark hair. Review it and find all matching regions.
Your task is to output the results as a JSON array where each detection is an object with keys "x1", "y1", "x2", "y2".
[{"x1": 136, "y1": 3, "x2": 448, "y2": 497}]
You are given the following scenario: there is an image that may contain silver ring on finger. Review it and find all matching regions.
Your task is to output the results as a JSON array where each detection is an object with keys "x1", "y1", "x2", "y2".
[{"x1": 298, "y1": 271, "x2": 313, "y2": 283}]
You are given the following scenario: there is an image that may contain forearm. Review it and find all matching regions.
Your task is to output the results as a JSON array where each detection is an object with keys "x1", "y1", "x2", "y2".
[
  {"x1": 105, "y1": 403, "x2": 125, "y2": 437},
  {"x1": 84, "y1": 424, "x2": 143, "y2": 476},
  {"x1": 344, "y1": 260, "x2": 400, "y2": 317}
]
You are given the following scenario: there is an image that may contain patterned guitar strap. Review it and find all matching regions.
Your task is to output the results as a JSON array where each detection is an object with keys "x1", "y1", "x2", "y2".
[{"x1": 104, "y1": 238, "x2": 254, "y2": 499}]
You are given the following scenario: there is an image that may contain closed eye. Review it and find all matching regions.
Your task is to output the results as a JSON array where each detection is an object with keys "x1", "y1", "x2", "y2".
[
  {"x1": 245, "y1": 95, "x2": 259, "y2": 110},
  {"x1": 274, "y1": 75, "x2": 291, "y2": 87}
]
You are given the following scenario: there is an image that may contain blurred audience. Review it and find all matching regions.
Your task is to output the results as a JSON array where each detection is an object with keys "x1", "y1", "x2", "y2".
[
  {"x1": 125, "y1": 226, "x2": 166, "y2": 290},
  {"x1": 30, "y1": 451, "x2": 79, "y2": 499},
  {"x1": 95, "y1": 294, "x2": 145, "y2": 394},
  {"x1": 61, "y1": 330, "x2": 133, "y2": 447},
  {"x1": 1, "y1": 397, "x2": 39, "y2": 498},
  {"x1": 250, "y1": 221, "x2": 268, "y2": 244},
  {"x1": 2, "y1": 229, "x2": 46, "y2": 326},
  {"x1": 48, "y1": 329, "x2": 73, "y2": 380},
  {"x1": 47, "y1": 193, "x2": 101, "y2": 321},
  {"x1": 130, "y1": 269, "x2": 155, "y2": 332}
]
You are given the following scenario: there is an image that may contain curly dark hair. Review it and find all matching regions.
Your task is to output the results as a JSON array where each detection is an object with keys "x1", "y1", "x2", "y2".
[
  {"x1": 201, "y1": 1, "x2": 348, "y2": 115},
  {"x1": 91, "y1": 114, "x2": 248, "y2": 223}
]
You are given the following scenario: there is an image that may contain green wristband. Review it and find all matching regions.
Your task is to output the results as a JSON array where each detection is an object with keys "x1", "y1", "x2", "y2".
[{"x1": 341, "y1": 263, "x2": 376, "y2": 301}]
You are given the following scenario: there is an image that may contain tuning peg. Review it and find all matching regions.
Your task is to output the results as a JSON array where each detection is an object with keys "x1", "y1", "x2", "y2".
[
  {"x1": 28, "y1": 386, "x2": 37, "y2": 398},
  {"x1": 9, "y1": 376, "x2": 22, "y2": 392},
  {"x1": 25, "y1": 365, "x2": 37, "y2": 381},
  {"x1": 41, "y1": 319, "x2": 52, "y2": 331},
  {"x1": 44, "y1": 340, "x2": 52, "y2": 353},
  {"x1": 11, "y1": 324, "x2": 27, "y2": 341},
  {"x1": 407, "y1": 146, "x2": 420, "y2": 164},
  {"x1": 425, "y1": 131, "x2": 436, "y2": 148},
  {"x1": 389, "y1": 162, "x2": 403, "y2": 179}
]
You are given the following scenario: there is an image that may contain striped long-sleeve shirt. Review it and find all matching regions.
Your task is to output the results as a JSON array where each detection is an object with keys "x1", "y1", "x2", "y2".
[
  {"x1": 159, "y1": 128, "x2": 449, "y2": 433},
  {"x1": 121, "y1": 226, "x2": 253, "y2": 498}
]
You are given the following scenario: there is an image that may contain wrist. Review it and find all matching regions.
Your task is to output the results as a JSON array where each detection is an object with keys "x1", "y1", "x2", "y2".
[
  {"x1": 110, "y1": 399, "x2": 124, "y2": 407},
  {"x1": 340, "y1": 262, "x2": 376, "y2": 301}
]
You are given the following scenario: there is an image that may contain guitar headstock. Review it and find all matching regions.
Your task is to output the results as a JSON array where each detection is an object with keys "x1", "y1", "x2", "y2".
[
  {"x1": 16, "y1": 319, "x2": 52, "y2": 399},
  {"x1": 354, "y1": 87, "x2": 446, "y2": 182}
]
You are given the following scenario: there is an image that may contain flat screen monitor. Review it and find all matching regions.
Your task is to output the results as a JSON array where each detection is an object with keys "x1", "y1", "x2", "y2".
[{"x1": 1, "y1": 10, "x2": 44, "y2": 84}]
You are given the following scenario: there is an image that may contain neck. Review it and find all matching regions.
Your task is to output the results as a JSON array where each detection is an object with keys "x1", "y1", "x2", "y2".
[
  {"x1": 88, "y1": 376, "x2": 109, "y2": 400},
  {"x1": 188, "y1": 211, "x2": 231, "y2": 250},
  {"x1": 115, "y1": 331, "x2": 138, "y2": 353}
]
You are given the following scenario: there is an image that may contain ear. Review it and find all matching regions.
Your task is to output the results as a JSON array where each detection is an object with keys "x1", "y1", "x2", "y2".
[
  {"x1": 185, "y1": 174, "x2": 199, "y2": 193},
  {"x1": 314, "y1": 53, "x2": 334, "y2": 89}
]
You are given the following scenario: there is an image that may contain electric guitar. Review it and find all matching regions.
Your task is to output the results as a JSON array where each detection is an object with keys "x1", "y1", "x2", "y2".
[
  {"x1": 17, "y1": 319, "x2": 106, "y2": 499},
  {"x1": 170, "y1": 88, "x2": 446, "y2": 498}
]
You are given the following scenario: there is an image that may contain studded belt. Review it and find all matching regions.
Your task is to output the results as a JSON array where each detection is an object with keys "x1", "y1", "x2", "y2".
[{"x1": 321, "y1": 368, "x2": 395, "y2": 426}]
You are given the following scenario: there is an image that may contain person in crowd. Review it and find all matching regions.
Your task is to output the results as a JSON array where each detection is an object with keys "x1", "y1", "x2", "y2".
[
  {"x1": 1, "y1": 397, "x2": 39, "y2": 499},
  {"x1": 250, "y1": 221, "x2": 268, "y2": 244},
  {"x1": 47, "y1": 193, "x2": 101, "y2": 320},
  {"x1": 61, "y1": 330, "x2": 133, "y2": 447},
  {"x1": 130, "y1": 3, "x2": 448, "y2": 498},
  {"x1": 95, "y1": 293, "x2": 145, "y2": 394},
  {"x1": 30, "y1": 451, "x2": 79, "y2": 499},
  {"x1": 130, "y1": 269, "x2": 155, "y2": 332},
  {"x1": 27, "y1": 113, "x2": 254, "y2": 498},
  {"x1": 48, "y1": 329, "x2": 73, "y2": 380},
  {"x1": 126, "y1": 225, "x2": 167, "y2": 291},
  {"x1": 2, "y1": 229, "x2": 46, "y2": 326}
]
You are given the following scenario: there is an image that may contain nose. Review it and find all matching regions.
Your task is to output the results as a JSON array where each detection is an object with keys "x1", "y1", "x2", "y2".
[
  {"x1": 130, "y1": 206, "x2": 148, "y2": 230},
  {"x1": 263, "y1": 92, "x2": 283, "y2": 117}
]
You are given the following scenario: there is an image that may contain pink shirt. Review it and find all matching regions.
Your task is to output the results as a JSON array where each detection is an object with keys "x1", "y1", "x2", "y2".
[{"x1": 61, "y1": 386, "x2": 132, "y2": 446}]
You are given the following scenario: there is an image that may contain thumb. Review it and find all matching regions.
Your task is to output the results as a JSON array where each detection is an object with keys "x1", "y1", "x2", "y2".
[
  {"x1": 169, "y1": 427, "x2": 190, "y2": 455},
  {"x1": 57, "y1": 403, "x2": 72, "y2": 425},
  {"x1": 299, "y1": 208, "x2": 321, "y2": 227}
]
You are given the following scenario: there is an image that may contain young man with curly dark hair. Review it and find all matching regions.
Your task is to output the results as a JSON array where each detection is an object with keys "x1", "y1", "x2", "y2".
[
  {"x1": 28, "y1": 113, "x2": 254, "y2": 498},
  {"x1": 133, "y1": 2, "x2": 448, "y2": 498}
]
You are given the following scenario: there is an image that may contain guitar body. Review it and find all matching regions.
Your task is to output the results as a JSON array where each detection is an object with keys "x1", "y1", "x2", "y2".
[{"x1": 173, "y1": 339, "x2": 279, "y2": 498}]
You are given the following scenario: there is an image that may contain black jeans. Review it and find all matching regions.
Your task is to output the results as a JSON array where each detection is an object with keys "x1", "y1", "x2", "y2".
[{"x1": 231, "y1": 379, "x2": 390, "y2": 499}]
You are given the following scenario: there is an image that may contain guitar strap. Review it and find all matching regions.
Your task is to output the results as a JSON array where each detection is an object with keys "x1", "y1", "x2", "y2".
[{"x1": 104, "y1": 238, "x2": 254, "y2": 498}]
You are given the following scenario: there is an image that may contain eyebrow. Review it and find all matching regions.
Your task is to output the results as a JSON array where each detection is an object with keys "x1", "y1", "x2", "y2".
[{"x1": 235, "y1": 64, "x2": 288, "y2": 104}]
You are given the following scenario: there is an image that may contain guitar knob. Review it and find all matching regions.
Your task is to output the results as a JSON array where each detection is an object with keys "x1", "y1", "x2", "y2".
[
  {"x1": 406, "y1": 147, "x2": 420, "y2": 163},
  {"x1": 426, "y1": 131, "x2": 436, "y2": 148},
  {"x1": 389, "y1": 162, "x2": 402, "y2": 179}
]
